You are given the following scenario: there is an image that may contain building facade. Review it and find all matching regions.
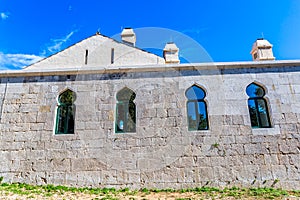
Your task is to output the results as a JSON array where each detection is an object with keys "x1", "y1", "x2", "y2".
[{"x1": 0, "y1": 29, "x2": 300, "y2": 189}]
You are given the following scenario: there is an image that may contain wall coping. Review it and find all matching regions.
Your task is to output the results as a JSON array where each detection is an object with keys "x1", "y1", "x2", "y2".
[{"x1": 1, "y1": 60, "x2": 300, "y2": 78}]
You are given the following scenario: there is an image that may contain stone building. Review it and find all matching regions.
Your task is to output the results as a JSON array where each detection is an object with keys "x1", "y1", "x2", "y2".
[{"x1": 0, "y1": 28, "x2": 299, "y2": 189}]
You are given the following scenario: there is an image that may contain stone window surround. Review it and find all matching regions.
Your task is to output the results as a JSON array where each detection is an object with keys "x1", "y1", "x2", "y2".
[{"x1": 54, "y1": 88, "x2": 76, "y2": 135}]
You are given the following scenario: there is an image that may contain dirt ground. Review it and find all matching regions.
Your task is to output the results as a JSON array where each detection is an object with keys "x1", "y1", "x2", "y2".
[{"x1": 1, "y1": 191, "x2": 300, "y2": 200}]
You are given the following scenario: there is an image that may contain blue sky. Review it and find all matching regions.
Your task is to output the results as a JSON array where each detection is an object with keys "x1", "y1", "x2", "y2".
[{"x1": 0, "y1": 1, "x2": 300, "y2": 69}]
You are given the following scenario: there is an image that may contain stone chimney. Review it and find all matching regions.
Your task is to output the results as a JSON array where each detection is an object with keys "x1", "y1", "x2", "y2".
[
  {"x1": 163, "y1": 42, "x2": 180, "y2": 64},
  {"x1": 121, "y1": 28, "x2": 136, "y2": 47},
  {"x1": 250, "y1": 38, "x2": 275, "y2": 61}
]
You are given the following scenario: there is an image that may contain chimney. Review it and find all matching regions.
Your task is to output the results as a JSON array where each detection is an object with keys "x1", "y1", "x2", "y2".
[
  {"x1": 250, "y1": 38, "x2": 275, "y2": 61},
  {"x1": 121, "y1": 28, "x2": 136, "y2": 47},
  {"x1": 163, "y1": 42, "x2": 180, "y2": 64}
]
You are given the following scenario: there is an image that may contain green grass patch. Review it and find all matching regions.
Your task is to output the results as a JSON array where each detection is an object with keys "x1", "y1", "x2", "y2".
[{"x1": 0, "y1": 178, "x2": 299, "y2": 199}]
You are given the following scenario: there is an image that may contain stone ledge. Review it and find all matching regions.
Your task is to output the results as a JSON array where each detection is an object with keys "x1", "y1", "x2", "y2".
[
  {"x1": 1, "y1": 60, "x2": 300, "y2": 78},
  {"x1": 251, "y1": 125, "x2": 281, "y2": 135}
]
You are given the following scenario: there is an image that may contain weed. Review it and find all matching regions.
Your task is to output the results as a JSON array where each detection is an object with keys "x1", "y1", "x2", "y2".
[
  {"x1": 271, "y1": 179, "x2": 280, "y2": 187},
  {"x1": 141, "y1": 188, "x2": 149, "y2": 193},
  {"x1": 212, "y1": 143, "x2": 219, "y2": 148},
  {"x1": 120, "y1": 187, "x2": 130, "y2": 192}
]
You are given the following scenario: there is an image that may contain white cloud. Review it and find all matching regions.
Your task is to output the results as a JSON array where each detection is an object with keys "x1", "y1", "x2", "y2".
[
  {"x1": 0, "y1": 30, "x2": 76, "y2": 70},
  {"x1": 0, "y1": 52, "x2": 44, "y2": 70},
  {"x1": 45, "y1": 30, "x2": 76, "y2": 54},
  {"x1": 0, "y1": 12, "x2": 9, "y2": 20}
]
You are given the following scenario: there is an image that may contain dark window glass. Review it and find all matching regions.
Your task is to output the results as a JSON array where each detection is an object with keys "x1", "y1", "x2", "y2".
[
  {"x1": 246, "y1": 83, "x2": 271, "y2": 128},
  {"x1": 185, "y1": 85, "x2": 209, "y2": 131},
  {"x1": 55, "y1": 89, "x2": 76, "y2": 134},
  {"x1": 116, "y1": 87, "x2": 136, "y2": 133}
]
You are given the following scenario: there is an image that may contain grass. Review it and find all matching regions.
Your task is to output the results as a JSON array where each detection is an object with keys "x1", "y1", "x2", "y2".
[{"x1": 0, "y1": 181, "x2": 299, "y2": 199}]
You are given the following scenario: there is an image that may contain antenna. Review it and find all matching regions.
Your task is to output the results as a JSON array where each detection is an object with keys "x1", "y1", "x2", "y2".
[{"x1": 261, "y1": 32, "x2": 264, "y2": 39}]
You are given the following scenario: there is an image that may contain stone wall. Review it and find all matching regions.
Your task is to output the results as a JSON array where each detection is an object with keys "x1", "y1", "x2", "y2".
[{"x1": 0, "y1": 62, "x2": 300, "y2": 189}]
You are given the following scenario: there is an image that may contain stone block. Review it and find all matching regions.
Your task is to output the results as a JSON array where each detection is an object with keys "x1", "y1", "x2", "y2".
[
  {"x1": 226, "y1": 155, "x2": 243, "y2": 167},
  {"x1": 284, "y1": 113, "x2": 298, "y2": 123},
  {"x1": 71, "y1": 158, "x2": 106, "y2": 171},
  {"x1": 289, "y1": 154, "x2": 300, "y2": 167},
  {"x1": 258, "y1": 165, "x2": 274, "y2": 181},
  {"x1": 279, "y1": 140, "x2": 299, "y2": 154},
  {"x1": 213, "y1": 166, "x2": 234, "y2": 182},
  {"x1": 198, "y1": 167, "x2": 214, "y2": 181},
  {"x1": 280, "y1": 124, "x2": 298, "y2": 134},
  {"x1": 49, "y1": 158, "x2": 71, "y2": 172},
  {"x1": 156, "y1": 108, "x2": 167, "y2": 118},
  {"x1": 10, "y1": 123, "x2": 30, "y2": 132},
  {"x1": 244, "y1": 143, "x2": 269, "y2": 155},
  {"x1": 138, "y1": 118, "x2": 150, "y2": 127},
  {"x1": 26, "y1": 150, "x2": 46, "y2": 160},
  {"x1": 47, "y1": 172, "x2": 66, "y2": 185},
  {"x1": 29, "y1": 123, "x2": 44, "y2": 131},
  {"x1": 220, "y1": 136, "x2": 235, "y2": 144},
  {"x1": 264, "y1": 154, "x2": 279, "y2": 165},
  {"x1": 242, "y1": 155, "x2": 265, "y2": 165},
  {"x1": 101, "y1": 169, "x2": 117, "y2": 184},
  {"x1": 232, "y1": 115, "x2": 244, "y2": 125},
  {"x1": 235, "y1": 135, "x2": 250, "y2": 144},
  {"x1": 272, "y1": 165, "x2": 288, "y2": 180},
  {"x1": 225, "y1": 143, "x2": 244, "y2": 156}
]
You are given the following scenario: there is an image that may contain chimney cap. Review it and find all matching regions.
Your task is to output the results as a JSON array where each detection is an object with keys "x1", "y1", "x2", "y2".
[
  {"x1": 252, "y1": 38, "x2": 273, "y2": 49},
  {"x1": 121, "y1": 27, "x2": 136, "y2": 46},
  {"x1": 163, "y1": 42, "x2": 179, "y2": 51},
  {"x1": 121, "y1": 28, "x2": 135, "y2": 36}
]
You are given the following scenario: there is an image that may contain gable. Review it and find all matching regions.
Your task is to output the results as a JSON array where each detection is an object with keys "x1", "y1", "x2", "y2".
[{"x1": 24, "y1": 34, "x2": 165, "y2": 70}]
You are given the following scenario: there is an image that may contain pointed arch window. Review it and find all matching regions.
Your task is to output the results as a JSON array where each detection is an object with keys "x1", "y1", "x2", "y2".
[
  {"x1": 55, "y1": 89, "x2": 76, "y2": 134},
  {"x1": 115, "y1": 87, "x2": 136, "y2": 133},
  {"x1": 246, "y1": 83, "x2": 271, "y2": 128},
  {"x1": 185, "y1": 85, "x2": 209, "y2": 131}
]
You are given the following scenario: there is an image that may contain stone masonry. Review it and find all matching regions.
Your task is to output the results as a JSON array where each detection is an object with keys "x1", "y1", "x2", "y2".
[{"x1": 0, "y1": 61, "x2": 300, "y2": 189}]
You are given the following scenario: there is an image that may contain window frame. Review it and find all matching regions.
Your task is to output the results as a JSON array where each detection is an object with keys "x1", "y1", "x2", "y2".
[
  {"x1": 248, "y1": 97, "x2": 271, "y2": 128},
  {"x1": 185, "y1": 85, "x2": 209, "y2": 131},
  {"x1": 115, "y1": 88, "x2": 136, "y2": 133},
  {"x1": 246, "y1": 83, "x2": 272, "y2": 129},
  {"x1": 186, "y1": 99, "x2": 209, "y2": 131},
  {"x1": 55, "y1": 89, "x2": 76, "y2": 135}
]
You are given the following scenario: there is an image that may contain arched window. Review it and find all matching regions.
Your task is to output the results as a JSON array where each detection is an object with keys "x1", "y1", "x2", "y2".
[
  {"x1": 185, "y1": 85, "x2": 209, "y2": 131},
  {"x1": 115, "y1": 87, "x2": 136, "y2": 133},
  {"x1": 246, "y1": 83, "x2": 271, "y2": 128},
  {"x1": 55, "y1": 89, "x2": 76, "y2": 134}
]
